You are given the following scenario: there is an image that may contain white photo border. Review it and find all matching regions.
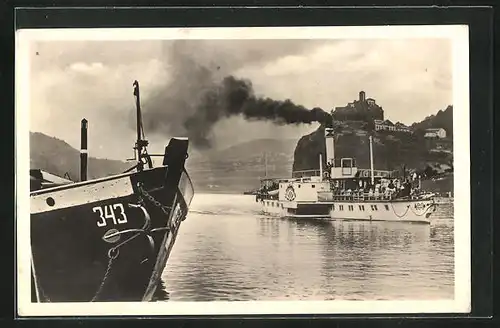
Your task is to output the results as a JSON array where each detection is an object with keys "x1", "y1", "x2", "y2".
[{"x1": 15, "y1": 25, "x2": 470, "y2": 317}]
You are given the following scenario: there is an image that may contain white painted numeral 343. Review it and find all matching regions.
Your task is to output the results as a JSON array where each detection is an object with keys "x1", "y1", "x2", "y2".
[{"x1": 93, "y1": 203, "x2": 128, "y2": 227}]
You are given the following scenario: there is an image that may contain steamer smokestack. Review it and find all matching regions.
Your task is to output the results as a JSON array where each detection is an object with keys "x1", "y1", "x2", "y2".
[{"x1": 324, "y1": 114, "x2": 335, "y2": 168}]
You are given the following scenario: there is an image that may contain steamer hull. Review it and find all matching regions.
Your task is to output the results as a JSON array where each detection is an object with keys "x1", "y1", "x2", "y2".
[
  {"x1": 259, "y1": 198, "x2": 436, "y2": 223},
  {"x1": 328, "y1": 198, "x2": 436, "y2": 223},
  {"x1": 259, "y1": 199, "x2": 331, "y2": 218}
]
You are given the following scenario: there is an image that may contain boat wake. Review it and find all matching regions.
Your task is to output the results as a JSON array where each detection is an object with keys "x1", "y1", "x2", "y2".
[{"x1": 189, "y1": 208, "x2": 260, "y2": 216}]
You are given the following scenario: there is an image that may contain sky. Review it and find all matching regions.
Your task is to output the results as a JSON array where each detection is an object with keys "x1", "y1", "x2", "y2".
[{"x1": 27, "y1": 37, "x2": 452, "y2": 160}]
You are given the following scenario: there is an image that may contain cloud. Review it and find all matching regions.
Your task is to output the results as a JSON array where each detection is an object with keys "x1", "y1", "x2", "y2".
[
  {"x1": 234, "y1": 38, "x2": 452, "y2": 125},
  {"x1": 69, "y1": 62, "x2": 104, "y2": 73},
  {"x1": 30, "y1": 58, "x2": 168, "y2": 159}
]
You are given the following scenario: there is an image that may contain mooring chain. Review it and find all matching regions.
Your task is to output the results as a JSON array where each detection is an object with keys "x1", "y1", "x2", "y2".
[
  {"x1": 91, "y1": 198, "x2": 157, "y2": 302},
  {"x1": 37, "y1": 183, "x2": 172, "y2": 303},
  {"x1": 92, "y1": 225, "x2": 151, "y2": 302},
  {"x1": 136, "y1": 182, "x2": 172, "y2": 216},
  {"x1": 91, "y1": 248, "x2": 118, "y2": 302},
  {"x1": 91, "y1": 183, "x2": 176, "y2": 301},
  {"x1": 136, "y1": 181, "x2": 186, "y2": 232}
]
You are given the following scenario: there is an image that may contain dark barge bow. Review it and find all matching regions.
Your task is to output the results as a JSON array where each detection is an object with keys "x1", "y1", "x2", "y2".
[{"x1": 30, "y1": 137, "x2": 194, "y2": 302}]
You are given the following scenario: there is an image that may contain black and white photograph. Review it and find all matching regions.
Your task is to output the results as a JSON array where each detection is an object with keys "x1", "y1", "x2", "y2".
[{"x1": 16, "y1": 25, "x2": 470, "y2": 316}]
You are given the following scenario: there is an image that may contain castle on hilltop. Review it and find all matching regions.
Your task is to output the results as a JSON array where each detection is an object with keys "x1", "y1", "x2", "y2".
[
  {"x1": 331, "y1": 91, "x2": 412, "y2": 134},
  {"x1": 331, "y1": 91, "x2": 384, "y2": 122}
]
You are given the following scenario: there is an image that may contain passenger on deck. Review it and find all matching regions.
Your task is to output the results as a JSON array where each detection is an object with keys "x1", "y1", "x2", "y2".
[
  {"x1": 383, "y1": 186, "x2": 391, "y2": 198},
  {"x1": 403, "y1": 180, "x2": 412, "y2": 197},
  {"x1": 387, "y1": 180, "x2": 396, "y2": 194}
]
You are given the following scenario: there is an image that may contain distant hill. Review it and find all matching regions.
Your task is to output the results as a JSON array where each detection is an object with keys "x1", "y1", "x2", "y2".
[
  {"x1": 29, "y1": 131, "x2": 297, "y2": 192},
  {"x1": 186, "y1": 138, "x2": 298, "y2": 193},
  {"x1": 189, "y1": 138, "x2": 297, "y2": 163},
  {"x1": 30, "y1": 132, "x2": 130, "y2": 181}
]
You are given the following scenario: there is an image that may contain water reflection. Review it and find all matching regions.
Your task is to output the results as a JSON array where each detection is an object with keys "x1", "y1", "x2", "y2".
[
  {"x1": 152, "y1": 279, "x2": 169, "y2": 301},
  {"x1": 161, "y1": 194, "x2": 454, "y2": 301}
]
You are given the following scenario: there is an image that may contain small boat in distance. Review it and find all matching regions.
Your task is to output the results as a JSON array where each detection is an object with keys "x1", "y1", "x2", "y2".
[
  {"x1": 256, "y1": 117, "x2": 437, "y2": 224},
  {"x1": 30, "y1": 80, "x2": 194, "y2": 302}
]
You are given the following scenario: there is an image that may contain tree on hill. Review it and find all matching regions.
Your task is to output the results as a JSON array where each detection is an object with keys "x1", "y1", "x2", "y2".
[{"x1": 411, "y1": 105, "x2": 453, "y2": 138}]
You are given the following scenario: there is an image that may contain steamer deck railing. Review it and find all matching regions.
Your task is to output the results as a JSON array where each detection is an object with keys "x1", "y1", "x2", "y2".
[
  {"x1": 257, "y1": 191, "x2": 433, "y2": 202},
  {"x1": 292, "y1": 168, "x2": 399, "y2": 179}
]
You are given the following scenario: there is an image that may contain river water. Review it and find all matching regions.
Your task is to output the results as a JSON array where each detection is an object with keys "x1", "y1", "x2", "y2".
[{"x1": 160, "y1": 194, "x2": 454, "y2": 301}]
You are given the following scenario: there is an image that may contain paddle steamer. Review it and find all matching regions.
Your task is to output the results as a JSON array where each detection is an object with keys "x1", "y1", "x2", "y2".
[{"x1": 256, "y1": 119, "x2": 437, "y2": 224}]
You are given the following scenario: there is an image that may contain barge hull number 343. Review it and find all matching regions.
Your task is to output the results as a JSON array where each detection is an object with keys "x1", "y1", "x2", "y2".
[
  {"x1": 257, "y1": 119, "x2": 437, "y2": 224},
  {"x1": 30, "y1": 81, "x2": 195, "y2": 302}
]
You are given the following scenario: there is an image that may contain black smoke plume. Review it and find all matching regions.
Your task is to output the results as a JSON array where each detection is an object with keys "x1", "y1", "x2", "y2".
[
  {"x1": 140, "y1": 41, "x2": 332, "y2": 149},
  {"x1": 143, "y1": 75, "x2": 331, "y2": 149},
  {"x1": 186, "y1": 76, "x2": 331, "y2": 145}
]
